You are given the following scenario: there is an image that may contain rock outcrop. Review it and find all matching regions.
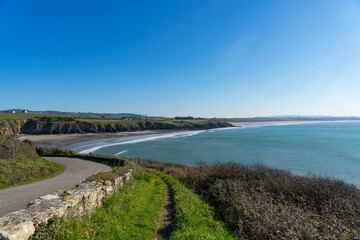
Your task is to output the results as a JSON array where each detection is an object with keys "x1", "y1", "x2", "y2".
[
  {"x1": 0, "y1": 120, "x2": 27, "y2": 135},
  {"x1": 0, "y1": 168, "x2": 134, "y2": 240}
]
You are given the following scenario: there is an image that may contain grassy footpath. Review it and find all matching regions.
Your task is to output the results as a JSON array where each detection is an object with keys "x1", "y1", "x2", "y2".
[
  {"x1": 0, "y1": 158, "x2": 64, "y2": 189},
  {"x1": 151, "y1": 169, "x2": 237, "y2": 240},
  {"x1": 46, "y1": 170, "x2": 166, "y2": 240},
  {"x1": 31, "y1": 167, "x2": 236, "y2": 239}
]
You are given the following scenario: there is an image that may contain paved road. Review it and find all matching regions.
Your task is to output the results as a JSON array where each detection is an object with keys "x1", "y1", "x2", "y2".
[{"x1": 0, "y1": 157, "x2": 111, "y2": 217}]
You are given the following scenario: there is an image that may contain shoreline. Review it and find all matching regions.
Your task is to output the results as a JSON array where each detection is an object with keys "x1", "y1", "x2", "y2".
[
  {"x1": 229, "y1": 120, "x2": 299, "y2": 126},
  {"x1": 18, "y1": 120, "x2": 355, "y2": 149},
  {"x1": 229, "y1": 120, "x2": 360, "y2": 127},
  {"x1": 17, "y1": 130, "x2": 179, "y2": 148}
]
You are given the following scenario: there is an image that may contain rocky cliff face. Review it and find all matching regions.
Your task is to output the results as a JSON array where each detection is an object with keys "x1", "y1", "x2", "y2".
[
  {"x1": 0, "y1": 119, "x2": 233, "y2": 135},
  {"x1": 0, "y1": 120, "x2": 27, "y2": 135}
]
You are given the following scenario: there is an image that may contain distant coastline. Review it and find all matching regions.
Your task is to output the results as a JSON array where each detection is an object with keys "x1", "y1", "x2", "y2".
[{"x1": 19, "y1": 120, "x2": 360, "y2": 149}]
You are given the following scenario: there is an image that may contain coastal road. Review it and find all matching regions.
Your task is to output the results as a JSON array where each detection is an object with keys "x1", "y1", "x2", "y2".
[{"x1": 0, "y1": 157, "x2": 111, "y2": 217}]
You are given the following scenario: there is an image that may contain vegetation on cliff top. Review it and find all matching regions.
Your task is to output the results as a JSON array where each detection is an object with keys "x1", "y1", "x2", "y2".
[
  {"x1": 0, "y1": 136, "x2": 64, "y2": 189},
  {"x1": 134, "y1": 159, "x2": 360, "y2": 239}
]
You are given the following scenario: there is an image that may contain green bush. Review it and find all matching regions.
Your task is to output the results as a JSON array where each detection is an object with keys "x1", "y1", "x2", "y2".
[{"x1": 182, "y1": 162, "x2": 360, "y2": 239}]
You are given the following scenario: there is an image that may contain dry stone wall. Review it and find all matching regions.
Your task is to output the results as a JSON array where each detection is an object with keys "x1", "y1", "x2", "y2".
[{"x1": 0, "y1": 168, "x2": 134, "y2": 240}]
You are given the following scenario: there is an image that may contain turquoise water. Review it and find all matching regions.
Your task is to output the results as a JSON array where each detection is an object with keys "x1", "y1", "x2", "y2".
[{"x1": 70, "y1": 121, "x2": 360, "y2": 187}]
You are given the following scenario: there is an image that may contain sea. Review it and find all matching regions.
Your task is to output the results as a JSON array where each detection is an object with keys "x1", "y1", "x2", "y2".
[{"x1": 67, "y1": 121, "x2": 360, "y2": 188}]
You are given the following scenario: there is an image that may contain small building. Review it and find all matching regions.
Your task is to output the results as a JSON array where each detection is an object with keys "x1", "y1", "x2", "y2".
[
  {"x1": 23, "y1": 110, "x2": 28, "y2": 113},
  {"x1": 11, "y1": 111, "x2": 15, "y2": 113}
]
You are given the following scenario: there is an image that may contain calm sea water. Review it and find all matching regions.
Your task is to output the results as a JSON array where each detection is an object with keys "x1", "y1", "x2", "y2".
[{"x1": 69, "y1": 121, "x2": 360, "y2": 187}]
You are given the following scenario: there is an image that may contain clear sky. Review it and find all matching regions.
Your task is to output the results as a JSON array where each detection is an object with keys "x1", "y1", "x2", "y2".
[{"x1": 1, "y1": 0, "x2": 360, "y2": 117}]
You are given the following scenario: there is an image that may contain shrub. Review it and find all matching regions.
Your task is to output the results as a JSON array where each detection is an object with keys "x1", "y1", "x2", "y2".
[
  {"x1": 0, "y1": 136, "x2": 38, "y2": 159},
  {"x1": 182, "y1": 162, "x2": 360, "y2": 239},
  {"x1": 135, "y1": 158, "x2": 360, "y2": 239}
]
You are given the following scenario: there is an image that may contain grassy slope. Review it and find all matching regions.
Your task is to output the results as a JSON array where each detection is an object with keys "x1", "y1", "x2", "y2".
[
  {"x1": 35, "y1": 167, "x2": 235, "y2": 240},
  {"x1": 0, "y1": 157, "x2": 64, "y2": 189},
  {"x1": 47, "y1": 170, "x2": 166, "y2": 240},
  {"x1": 153, "y1": 170, "x2": 236, "y2": 240}
]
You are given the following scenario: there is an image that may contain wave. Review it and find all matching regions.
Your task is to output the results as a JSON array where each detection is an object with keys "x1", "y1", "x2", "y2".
[
  {"x1": 115, "y1": 150, "x2": 128, "y2": 156},
  {"x1": 79, "y1": 130, "x2": 206, "y2": 154}
]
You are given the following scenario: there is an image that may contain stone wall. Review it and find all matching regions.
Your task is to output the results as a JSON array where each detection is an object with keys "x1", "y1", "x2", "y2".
[{"x1": 0, "y1": 168, "x2": 134, "y2": 240}]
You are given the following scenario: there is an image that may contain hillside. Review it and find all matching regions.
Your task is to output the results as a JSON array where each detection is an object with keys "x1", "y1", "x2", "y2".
[
  {"x1": 0, "y1": 136, "x2": 64, "y2": 189},
  {"x1": 0, "y1": 115, "x2": 232, "y2": 135}
]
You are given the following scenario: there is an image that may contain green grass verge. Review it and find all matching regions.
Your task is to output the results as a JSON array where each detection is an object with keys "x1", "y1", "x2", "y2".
[
  {"x1": 47, "y1": 169, "x2": 166, "y2": 240},
  {"x1": 86, "y1": 166, "x2": 131, "y2": 182},
  {"x1": 0, "y1": 158, "x2": 64, "y2": 189},
  {"x1": 151, "y1": 169, "x2": 237, "y2": 240}
]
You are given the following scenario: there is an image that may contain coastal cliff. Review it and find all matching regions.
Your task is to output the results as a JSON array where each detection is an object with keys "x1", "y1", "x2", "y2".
[{"x1": 0, "y1": 118, "x2": 232, "y2": 135}]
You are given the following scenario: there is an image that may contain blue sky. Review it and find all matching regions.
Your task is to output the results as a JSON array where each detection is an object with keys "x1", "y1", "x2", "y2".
[{"x1": 1, "y1": 0, "x2": 360, "y2": 117}]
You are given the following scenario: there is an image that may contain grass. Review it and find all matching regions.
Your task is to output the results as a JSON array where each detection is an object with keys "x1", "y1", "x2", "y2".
[
  {"x1": 0, "y1": 157, "x2": 64, "y2": 189},
  {"x1": 148, "y1": 118, "x2": 208, "y2": 125},
  {"x1": 45, "y1": 169, "x2": 166, "y2": 240},
  {"x1": 0, "y1": 112, "x2": 208, "y2": 124},
  {"x1": 77, "y1": 117, "x2": 209, "y2": 124},
  {"x1": 86, "y1": 166, "x2": 131, "y2": 182},
  {"x1": 32, "y1": 165, "x2": 236, "y2": 239},
  {"x1": 0, "y1": 112, "x2": 73, "y2": 120},
  {"x1": 151, "y1": 169, "x2": 237, "y2": 240}
]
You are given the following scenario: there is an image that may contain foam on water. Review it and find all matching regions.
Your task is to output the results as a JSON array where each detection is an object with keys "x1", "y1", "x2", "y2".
[
  {"x1": 71, "y1": 121, "x2": 360, "y2": 187},
  {"x1": 79, "y1": 130, "x2": 206, "y2": 154},
  {"x1": 115, "y1": 150, "x2": 128, "y2": 156}
]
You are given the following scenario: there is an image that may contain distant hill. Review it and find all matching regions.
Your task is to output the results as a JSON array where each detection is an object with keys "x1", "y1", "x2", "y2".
[
  {"x1": 1, "y1": 109, "x2": 145, "y2": 119},
  {"x1": 218, "y1": 116, "x2": 360, "y2": 122}
]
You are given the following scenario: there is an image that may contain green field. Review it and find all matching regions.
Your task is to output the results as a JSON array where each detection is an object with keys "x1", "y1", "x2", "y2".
[
  {"x1": 148, "y1": 118, "x2": 208, "y2": 125},
  {"x1": 0, "y1": 113, "x2": 210, "y2": 125},
  {"x1": 0, "y1": 112, "x2": 76, "y2": 120}
]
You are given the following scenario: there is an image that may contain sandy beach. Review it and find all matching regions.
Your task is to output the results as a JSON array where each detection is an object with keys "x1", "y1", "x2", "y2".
[
  {"x1": 17, "y1": 130, "x2": 176, "y2": 148},
  {"x1": 17, "y1": 122, "x2": 302, "y2": 149}
]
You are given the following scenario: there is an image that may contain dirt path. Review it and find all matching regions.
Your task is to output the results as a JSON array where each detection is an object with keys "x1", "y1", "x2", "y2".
[{"x1": 155, "y1": 184, "x2": 174, "y2": 240}]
